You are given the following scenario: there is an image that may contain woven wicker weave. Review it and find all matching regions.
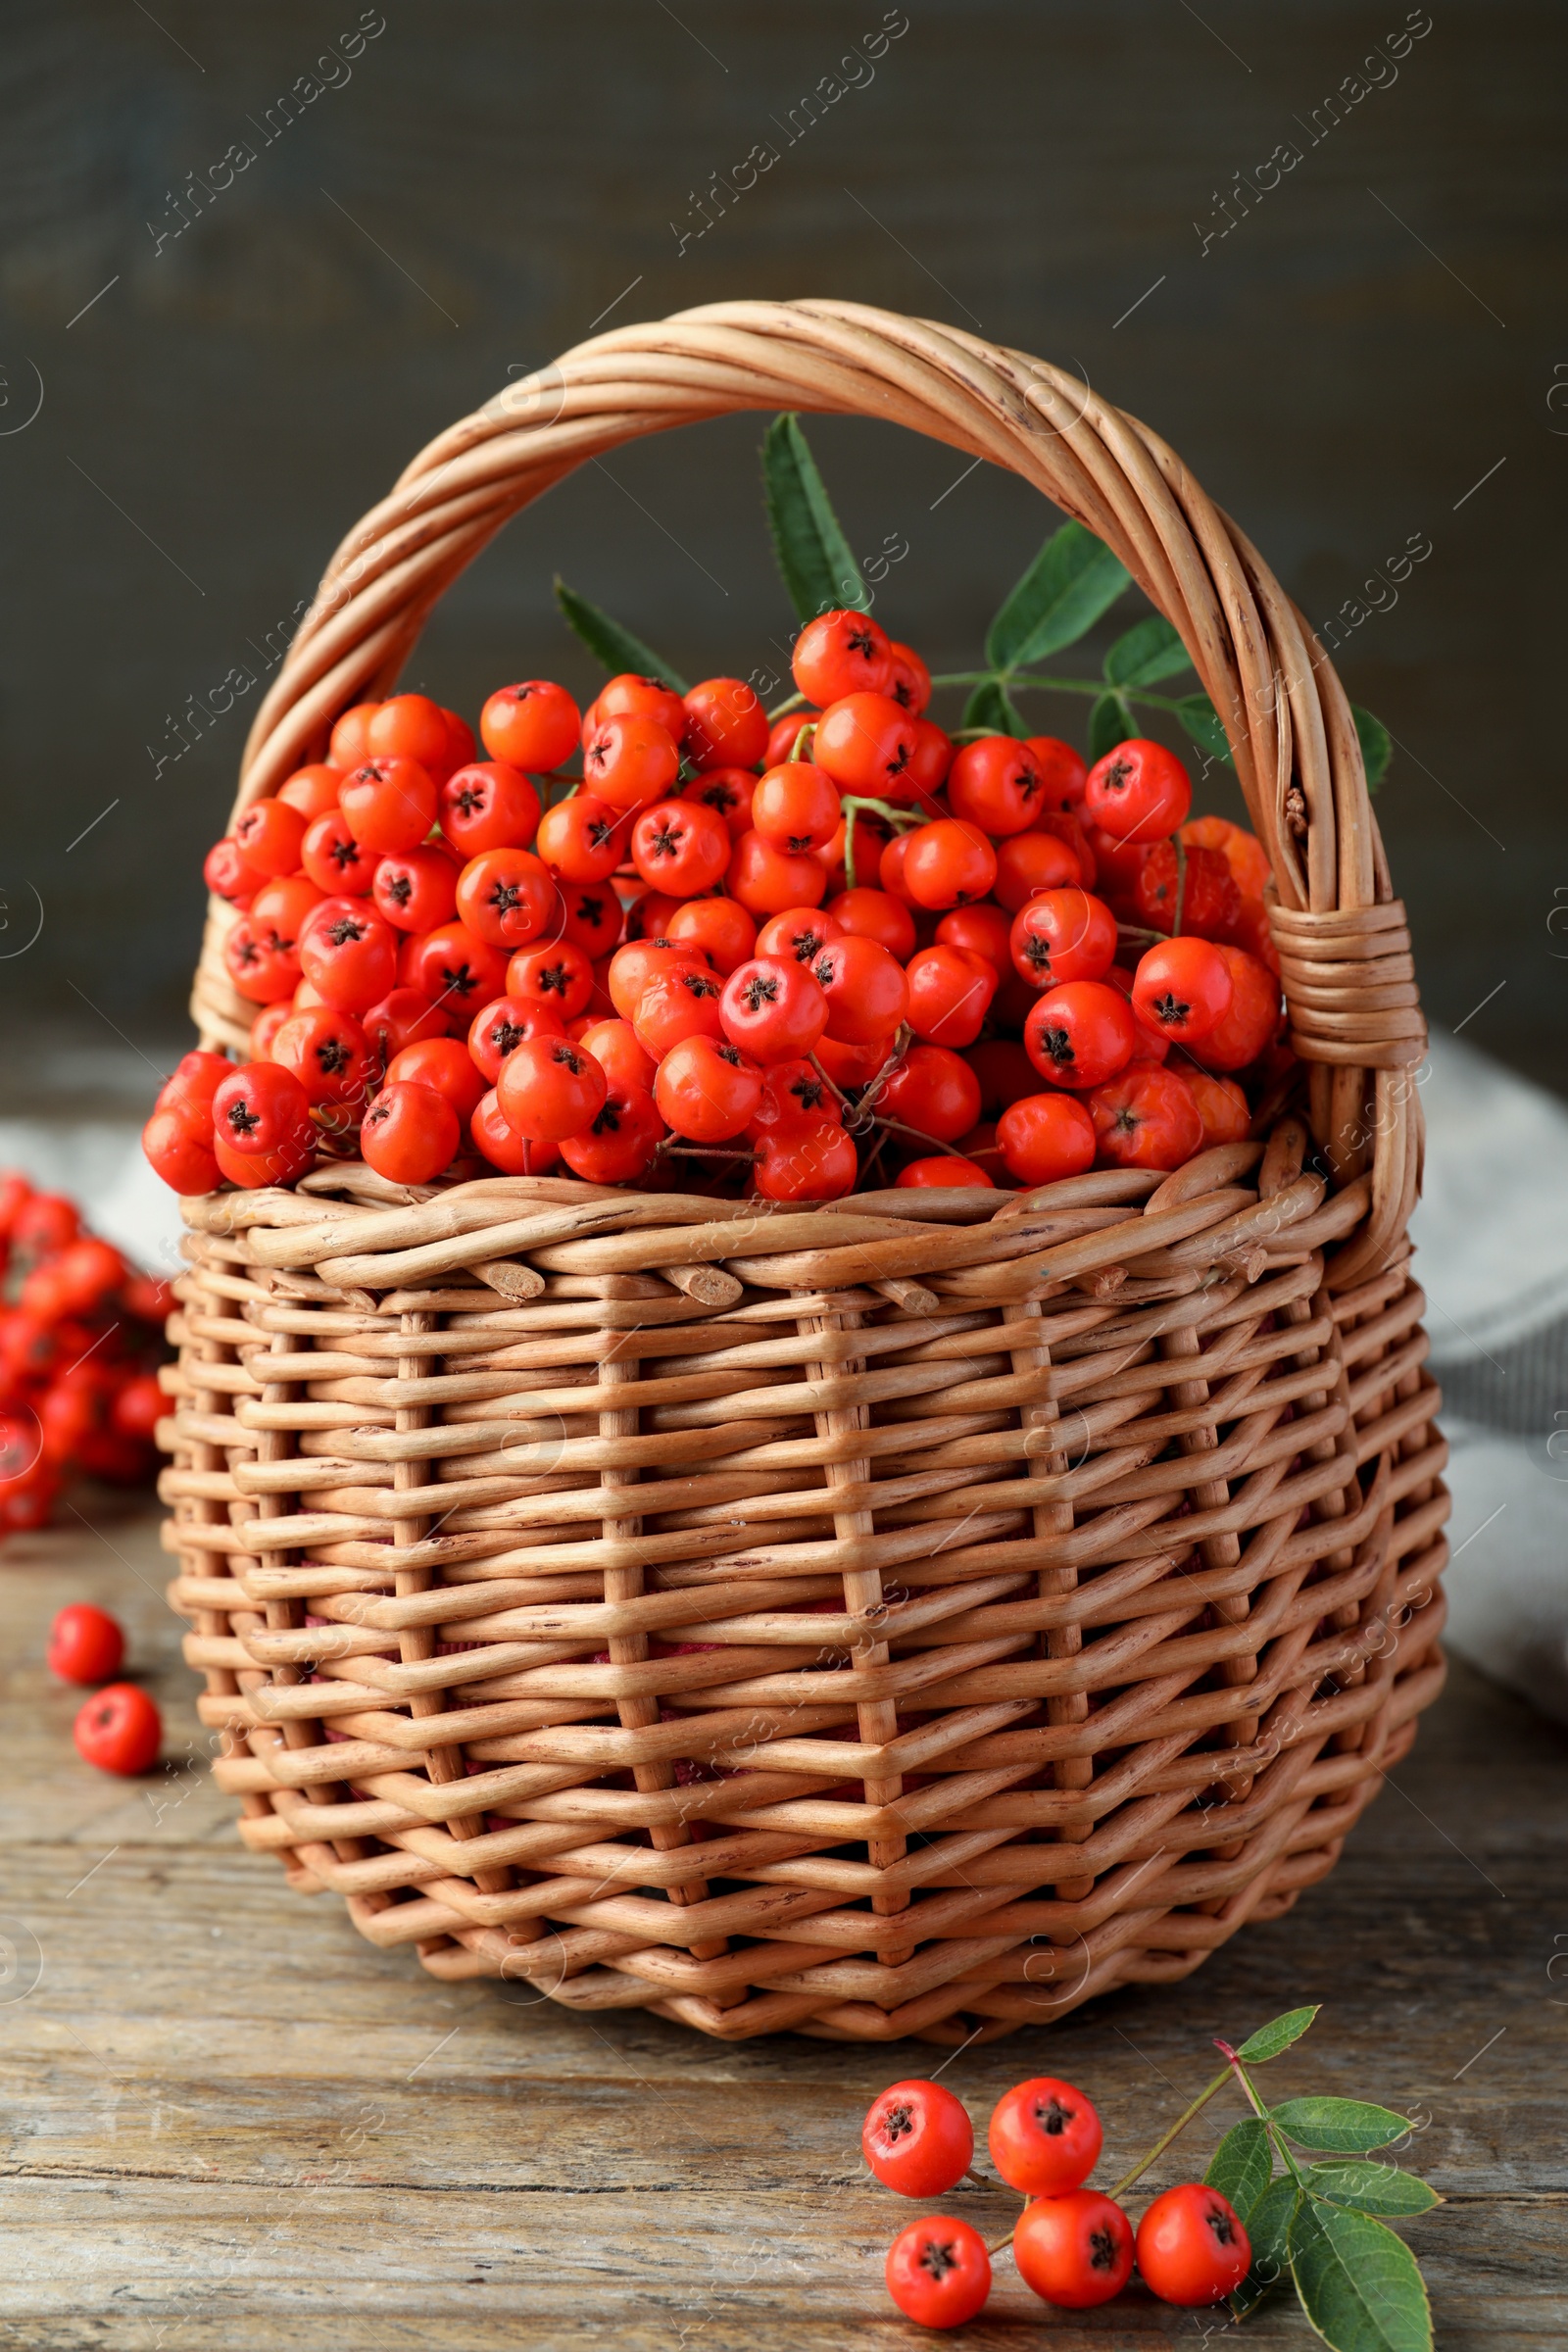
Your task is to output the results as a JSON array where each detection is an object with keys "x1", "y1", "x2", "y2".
[{"x1": 163, "y1": 301, "x2": 1446, "y2": 2043}]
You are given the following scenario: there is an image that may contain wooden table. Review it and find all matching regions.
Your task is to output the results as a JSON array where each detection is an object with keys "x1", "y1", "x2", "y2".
[{"x1": 2, "y1": 1500, "x2": 1564, "y2": 2349}]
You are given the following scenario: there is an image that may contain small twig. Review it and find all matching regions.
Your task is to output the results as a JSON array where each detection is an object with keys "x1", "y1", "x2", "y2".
[
  {"x1": 656, "y1": 1138, "x2": 758, "y2": 1163},
  {"x1": 1107, "y1": 2063, "x2": 1235, "y2": 2198},
  {"x1": 807, "y1": 1054, "x2": 852, "y2": 1112},
  {"x1": 766, "y1": 688, "x2": 809, "y2": 722},
  {"x1": 872, "y1": 1111, "x2": 962, "y2": 1160},
  {"x1": 842, "y1": 1026, "x2": 911, "y2": 1132}
]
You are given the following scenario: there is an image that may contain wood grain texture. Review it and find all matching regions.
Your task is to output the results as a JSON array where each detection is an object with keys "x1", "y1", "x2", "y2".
[{"x1": 1, "y1": 1504, "x2": 1562, "y2": 2347}]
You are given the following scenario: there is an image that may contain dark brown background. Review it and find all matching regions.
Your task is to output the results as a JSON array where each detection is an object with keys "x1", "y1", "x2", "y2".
[{"x1": 4, "y1": 0, "x2": 1564, "y2": 1090}]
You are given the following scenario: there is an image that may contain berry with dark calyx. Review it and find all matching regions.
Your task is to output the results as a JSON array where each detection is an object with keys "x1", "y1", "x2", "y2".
[
  {"x1": 455, "y1": 847, "x2": 557, "y2": 951},
  {"x1": 946, "y1": 734, "x2": 1047, "y2": 836},
  {"x1": 399, "y1": 922, "x2": 509, "y2": 1017},
  {"x1": 581, "y1": 712, "x2": 680, "y2": 811},
  {"x1": 747, "y1": 1058, "x2": 840, "y2": 1136},
  {"x1": 437, "y1": 761, "x2": 542, "y2": 859},
  {"x1": 559, "y1": 1082, "x2": 665, "y2": 1184},
  {"x1": 1135, "y1": 2182, "x2": 1250, "y2": 2307},
  {"x1": 988, "y1": 2075, "x2": 1103, "y2": 2196},
  {"x1": 1023, "y1": 734, "x2": 1088, "y2": 811},
  {"x1": 886, "y1": 638, "x2": 932, "y2": 714},
  {"x1": 633, "y1": 959, "x2": 727, "y2": 1059},
  {"x1": 653, "y1": 1035, "x2": 762, "y2": 1144},
  {"x1": 212, "y1": 1063, "x2": 314, "y2": 1158},
  {"x1": 506, "y1": 940, "x2": 597, "y2": 1023},
  {"x1": 269, "y1": 1007, "x2": 378, "y2": 1109},
  {"x1": 810, "y1": 694, "x2": 915, "y2": 800},
  {"x1": 884, "y1": 2215, "x2": 991, "y2": 2329},
  {"x1": 359, "y1": 1081, "x2": 461, "y2": 1184},
  {"x1": 718, "y1": 956, "x2": 828, "y2": 1064},
  {"x1": 791, "y1": 609, "x2": 894, "y2": 706},
  {"x1": 337, "y1": 755, "x2": 438, "y2": 855},
  {"x1": 1089, "y1": 1066, "x2": 1203, "y2": 1171},
  {"x1": 863, "y1": 2081, "x2": 976, "y2": 2198},
  {"x1": 1013, "y1": 2189, "x2": 1134, "y2": 2309},
  {"x1": 301, "y1": 809, "x2": 376, "y2": 898},
  {"x1": 681, "y1": 765, "x2": 757, "y2": 841},
  {"x1": 467, "y1": 994, "x2": 564, "y2": 1083},
  {"x1": 594, "y1": 671, "x2": 689, "y2": 739},
  {"x1": 630, "y1": 799, "x2": 731, "y2": 897},
  {"x1": 811, "y1": 934, "x2": 908, "y2": 1046},
  {"x1": 232, "y1": 796, "x2": 308, "y2": 879},
  {"x1": 1131, "y1": 935, "x2": 1235, "y2": 1044},
  {"x1": 751, "y1": 760, "x2": 843, "y2": 856},
  {"x1": 496, "y1": 1035, "x2": 608, "y2": 1144},
  {"x1": 537, "y1": 790, "x2": 624, "y2": 883},
  {"x1": 726, "y1": 829, "x2": 828, "y2": 920},
  {"x1": 1008, "y1": 888, "x2": 1117, "y2": 991},
  {"x1": 1084, "y1": 738, "x2": 1192, "y2": 845},
  {"x1": 1024, "y1": 982, "x2": 1137, "y2": 1092},
  {"x1": 298, "y1": 898, "x2": 400, "y2": 1013}
]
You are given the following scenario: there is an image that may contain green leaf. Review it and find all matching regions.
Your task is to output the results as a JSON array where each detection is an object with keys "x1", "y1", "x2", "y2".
[
  {"x1": 1290, "y1": 2196, "x2": 1432, "y2": 2352},
  {"x1": 761, "y1": 414, "x2": 868, "y2": 624},
  {"x1": 1205, "y1": 2117, "x2": 1273, "y2": 2217},
  {"x1": 1088, "y1": 689, "x2": 1132, "y2": 762},
  {"x1": 1103, "y1": 613, "x2": 1192, "y2": 691},
  {"x1": 1309, "y1": 2162, "x2": 1441, "y2": 2218},
  {"x1": 1272, "y1": 2097, "x2": 1410, "y2": 2155},
  {"x1": 960, "y1": 677, "x2": 1029, "y2": 738},
  {"x1": 553, "y1": 578, "x2": 688, "y2": 693},
  {"x1": 986, "y1": 521, "x2": 1130, "y2": 672},
  {"x1": 1353, "y1": 703, "x2": 1392, "y2": 791},
  {"x1": 1238, "y1": 2005, "x2": 1321, "y2": 2065},
  {"x1": 1175, "y1": 691, "x2": 1235, "y2": 769},
  {"x1": 1229, "y1": 2174, "x2": 1298, "y2": 2320}
]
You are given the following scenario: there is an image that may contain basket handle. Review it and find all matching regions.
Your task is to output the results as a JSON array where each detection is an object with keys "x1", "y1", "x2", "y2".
[{"x1": 197, "y1": 299, "x2": 1423, "y2": 1274}]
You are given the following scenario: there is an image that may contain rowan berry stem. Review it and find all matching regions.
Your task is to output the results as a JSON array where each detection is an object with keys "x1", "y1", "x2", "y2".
[{"x1": 1105, "y1": 2064, "x2": 1234, "y2": 2199}]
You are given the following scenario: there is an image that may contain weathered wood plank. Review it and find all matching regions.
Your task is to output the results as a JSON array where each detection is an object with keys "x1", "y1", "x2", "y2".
[{"x1": 0, "y1": 1506, "x2": 1563, "y2": 2347}]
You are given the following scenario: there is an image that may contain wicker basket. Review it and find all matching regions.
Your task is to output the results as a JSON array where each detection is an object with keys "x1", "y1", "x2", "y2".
[{"x1": 163, "y1": 301, "x2": 1447, "y2": 2044}]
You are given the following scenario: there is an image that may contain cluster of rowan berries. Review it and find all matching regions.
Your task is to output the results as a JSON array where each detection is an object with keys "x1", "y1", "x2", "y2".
[
  {"x1": 864, "y1": 2072, "x2": 1249, "y2": 2326},
  {"x1": 0, "y1": 1175, "x2": 170, "y2": 1541},
  {"x1": 145, "y1": 606, "x2": 1288, "y2": 1200}
]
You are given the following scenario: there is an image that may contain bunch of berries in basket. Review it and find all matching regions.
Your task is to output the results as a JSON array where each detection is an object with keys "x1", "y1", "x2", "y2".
[{"x1": 146, "y1": 417, "x2": 1379, "y2": 1205}]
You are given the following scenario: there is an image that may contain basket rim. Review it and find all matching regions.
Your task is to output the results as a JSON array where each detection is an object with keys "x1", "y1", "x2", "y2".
[{"x1": 187, "y1": 298, "x2": 1426, "y2": 1282}]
